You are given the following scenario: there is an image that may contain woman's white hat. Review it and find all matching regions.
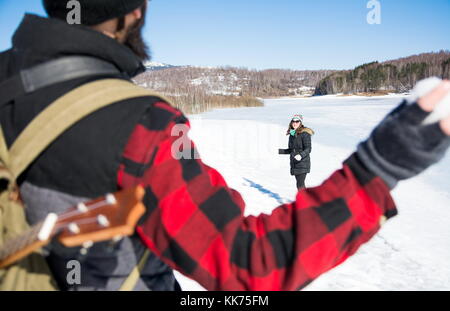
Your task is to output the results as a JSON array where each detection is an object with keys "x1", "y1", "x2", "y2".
[{"x1": 292, "y1": 114, "x2": 303, "y2": 122}]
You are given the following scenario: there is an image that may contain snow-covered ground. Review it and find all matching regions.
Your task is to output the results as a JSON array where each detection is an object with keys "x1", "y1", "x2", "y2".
[{"x1": 174, "y1": 94, "x2": 450, "y2": 291}]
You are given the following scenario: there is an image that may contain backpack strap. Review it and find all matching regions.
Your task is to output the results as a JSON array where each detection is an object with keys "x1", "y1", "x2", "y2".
[
  {"x1": 0, "y1": 56, "x2": 123, "y2": 109},
  {"x1": 119, "y1": 249, "x2": 151, "y2": 291},
  {"x1": 7, "y1": 78, "x2": 173, "y2": 180},
  {"x1": 0, "y1": 127, "x2": 14, "y2": 192},
  {"x1": 0, "y1": 127, "x2": 9, "y2": 166}
]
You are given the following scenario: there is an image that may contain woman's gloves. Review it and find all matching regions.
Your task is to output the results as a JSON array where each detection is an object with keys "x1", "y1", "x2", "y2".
[
  {"x1": 278, "y1": 150, "x2": 302, "y2": 161},
  {"x1": 356, "y1": 81, "x2": 450, "y2": 189}
]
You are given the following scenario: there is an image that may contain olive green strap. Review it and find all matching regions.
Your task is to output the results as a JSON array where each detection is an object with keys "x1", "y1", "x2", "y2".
[
  {"x1": 0, "y1": 127, "x2": 9, "y2": 167},
  {"x1": 8, "y1": 79, "x2": 172, "y2": 180},
  {"x1": 119, "y1": 249, "x2": 151, "y2": 291},
  {"x1": 0, "y1": 127, "x2": 14, "y2": 190}
]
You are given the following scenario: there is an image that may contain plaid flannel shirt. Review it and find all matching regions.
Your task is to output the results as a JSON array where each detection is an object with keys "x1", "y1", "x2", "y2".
[{"x1": 117, "y1": 100, "x2": 398, "y2": 291}]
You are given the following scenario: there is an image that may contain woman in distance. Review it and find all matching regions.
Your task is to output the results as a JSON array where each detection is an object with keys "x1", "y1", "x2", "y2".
[{"x1": 279, "y1": 114, "x2": 314, "y2": 190}]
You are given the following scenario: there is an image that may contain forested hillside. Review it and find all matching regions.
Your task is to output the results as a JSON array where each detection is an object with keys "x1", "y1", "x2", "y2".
[
  {"x1": 134, "y1": 51, "x2": 450, "y2": 114},
  {"x1": 134, "y1": 66, "x2": 333, "y2": 113},
  {"x1": 314, "y1": 51, "x2": 450, "y2": 95}
]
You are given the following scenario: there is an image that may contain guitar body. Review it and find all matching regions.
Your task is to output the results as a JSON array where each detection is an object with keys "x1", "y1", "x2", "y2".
[{"x1": 0, "y1": 186, "x2": 57, "y2": 290}]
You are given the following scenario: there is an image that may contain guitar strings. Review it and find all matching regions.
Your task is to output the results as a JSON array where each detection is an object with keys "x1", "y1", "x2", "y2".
[
  {"x1": 0, "y1": 222, "x2": 44, "y2": 261},
  {"x1": 55, "y1": 197, "x2": 116, "y2": 222},
  {"x1": 1, "y1": 195, "x2": 120, "y2": 264},
  {"x1": 1, "y1": 200, "x2": 111, "y2": 261},
  {"x1": 53, "y1": 216, "x2": 104, "y2": 232}
]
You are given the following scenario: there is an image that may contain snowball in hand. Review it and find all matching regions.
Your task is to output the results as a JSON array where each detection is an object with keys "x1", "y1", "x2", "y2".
[{"x1": 408, "y1": 77, "x2": 450, "y2": 125}]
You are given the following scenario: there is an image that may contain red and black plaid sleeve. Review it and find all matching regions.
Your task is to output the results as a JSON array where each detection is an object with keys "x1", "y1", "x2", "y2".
[{"x1": 117, "y1": 100, "x2": 398, "y2": 291}]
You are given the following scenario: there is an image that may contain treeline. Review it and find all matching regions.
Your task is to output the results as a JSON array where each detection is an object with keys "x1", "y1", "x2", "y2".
[
  {"x1": 133, "y1": 51, "x2": 450, "y2": 112},
  {"x1": 236, "y1": 68, "x2": 334, "y2": 97},
  {"x1": 165, "y1": 92, "x2": 263, "y2": 115},
  {"x1": 134, "y1": 68, "x2": 262, "y2": 114},
  {"x1": 134, "y1": 66, "x2": 333, "y2": 114},
  {"x1": 136, "y1": 66, "x2": 333, "y2": 96},
  {"x1": 314, "y1": 51, "x2": 450, "y2": 95}
]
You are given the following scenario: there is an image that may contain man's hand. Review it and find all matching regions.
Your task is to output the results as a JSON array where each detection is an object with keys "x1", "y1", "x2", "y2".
[
  {"x1": 294, "y1": 154, "x2": 302, "y2": 161},
  {"x1": 357, "y1": 80, "x2": 450, "y2": 189}
]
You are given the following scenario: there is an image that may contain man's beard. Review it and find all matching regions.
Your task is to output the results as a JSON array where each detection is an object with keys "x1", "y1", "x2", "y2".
[{"x1": 123, "y1": 5, "x2": 151, "y2": 61}]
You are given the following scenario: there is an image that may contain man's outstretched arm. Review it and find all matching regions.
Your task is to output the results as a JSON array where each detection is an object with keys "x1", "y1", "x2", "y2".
[
  {"x1": 117, "y1": 102, "x2": 397, "y2": 291},
  {"x1": 119, "y1": 81, "x2": 449, "y2": 290}
]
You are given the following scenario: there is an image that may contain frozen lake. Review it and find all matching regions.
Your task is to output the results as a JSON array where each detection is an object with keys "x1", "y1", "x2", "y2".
[{"x1": 175, "y1": 94, "x2": 450, "y2": 291}]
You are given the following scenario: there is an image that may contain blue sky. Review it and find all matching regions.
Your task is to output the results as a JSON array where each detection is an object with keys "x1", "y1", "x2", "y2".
[{"x1": 0, "y1": 0, "x2": 449, "y2": 70}]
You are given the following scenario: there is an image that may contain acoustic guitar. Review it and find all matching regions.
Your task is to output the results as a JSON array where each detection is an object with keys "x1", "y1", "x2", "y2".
[{"x1": 0, "y1": 186, "x2": 146, "y2": 269}]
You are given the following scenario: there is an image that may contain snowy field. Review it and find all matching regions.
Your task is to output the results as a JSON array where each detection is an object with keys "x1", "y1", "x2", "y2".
[{"x1": 174, "y1": 94, "x2": 450, "y2": 291}]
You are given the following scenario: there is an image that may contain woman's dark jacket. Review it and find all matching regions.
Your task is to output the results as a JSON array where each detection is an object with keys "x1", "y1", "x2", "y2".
[{"x1": 279, "y1": 127, "x2": 314, "y2": 175}]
